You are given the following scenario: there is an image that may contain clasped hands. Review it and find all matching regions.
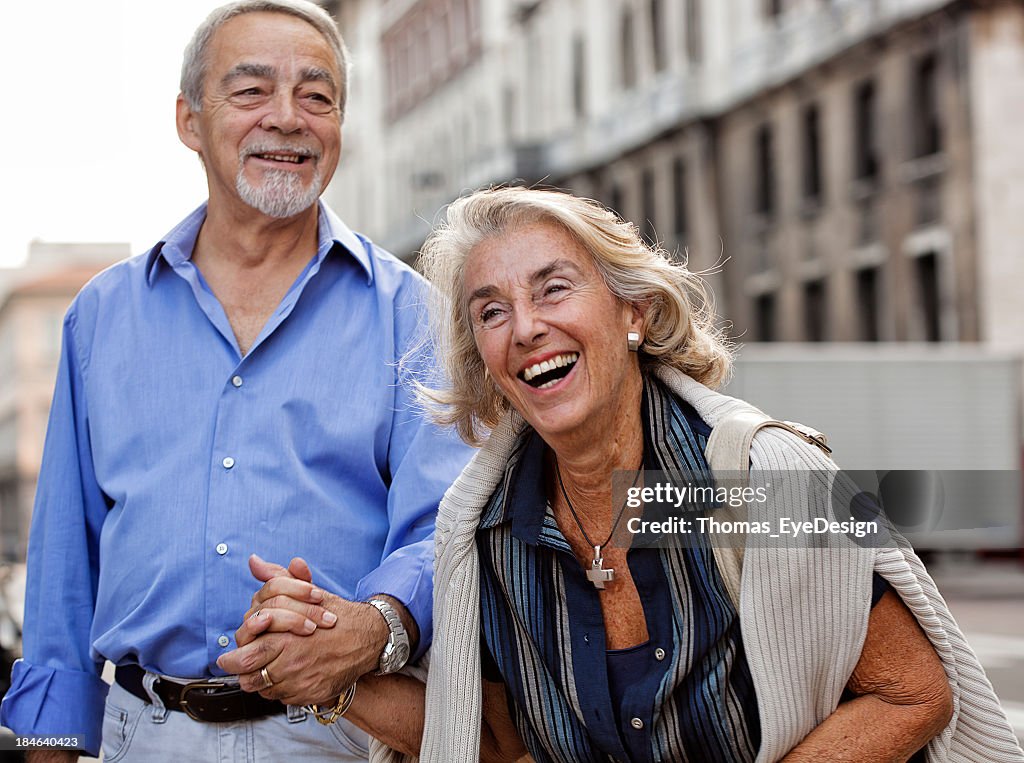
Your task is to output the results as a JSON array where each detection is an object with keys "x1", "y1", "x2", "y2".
[{"x1": 216, "y1": 554, "x2": 387, "y2": 707}]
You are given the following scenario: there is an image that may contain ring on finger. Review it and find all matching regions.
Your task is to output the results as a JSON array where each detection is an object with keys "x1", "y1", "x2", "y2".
[
  {"x1": 250, "y1": 609, "x2": 262, "y2": 620},
  {"x1": 260, "y1": 667, "x2": 274, "y2": 689}
]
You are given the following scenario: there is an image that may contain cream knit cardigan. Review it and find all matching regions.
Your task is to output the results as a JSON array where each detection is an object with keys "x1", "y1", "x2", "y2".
[{"x1": 371, "y1": 367, "x2": 1024, "y2": 763}]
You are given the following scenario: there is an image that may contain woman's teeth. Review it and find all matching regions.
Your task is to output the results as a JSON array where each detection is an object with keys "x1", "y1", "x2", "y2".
[{"x1": 521, "y1": 352, "x2": 579, "y2": 388}]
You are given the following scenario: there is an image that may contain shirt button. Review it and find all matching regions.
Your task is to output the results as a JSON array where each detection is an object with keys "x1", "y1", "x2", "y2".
[
  {"x1": 630, "y1": 717, "x2": 644, "y2": 730},
  {"x1": 231, "y1": 375, "x2": 243, "y2": 388},
  {"x1": 216, "y1": 543, "x2": 228, "y2": 555},
  {"x1": 222, "y1": 457, "x2": 235, "y2": 469},
  {"x1": 217, "y1": 635, "x2": 230, "y2": 647},
  {"x1": 654, "y1": 647, "x2": 666, "y2": 661}
]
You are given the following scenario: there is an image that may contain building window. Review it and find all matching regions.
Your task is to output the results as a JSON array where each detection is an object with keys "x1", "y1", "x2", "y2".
[
  {"x1": 672, "y1": 157, "x2": 688, "y2": 240},
  {"x1": 856, "y1": 267, "x2": 881, "y2": 341},
  {"x1": 803, "y1": 279, "x2": 826, "y2": 341},
  {"x1": 621, "y1": 8, "x2": 637, "y2": 90},
  {"x1": 381, "y1": 0, "x2": 485, "y2": 119},
  {"x1": 684, "y1": 0, "x2": 702, "y2": 64},
  {"x1": 466, "y1": 0, "x2": 482, "y2": 49},
  {"x1": 755, "y1": 293, "x2": 776, "y2": 342},
  {"x1": 912, "y1": 53, "x2": 942, "y2": 157},
  {"x1": 451, "y1": 0, "x2": 469, "y2": 62},
  {"x1": 641, "y1": 168, "x2": 657, "y2": 245},
  {"x1": 503, "y1": 84, "x2": 517, "y2": 141},
  {"x1": 609, "y1": 183, "x2": 625, "y2": 220},
  {"x1": 428, "y1": 9, "x2": 447, "y2": 81},
  {"x1": 915, "y1": 252, "x2": 942, "y2": 341},
  {"x1": 755, "y1": 123, "x2": 775, "y2": 217},
  {"x1": 854, "y1": 80, "x2": 879, "y2": 182},
  {"x1": 802, "y1": 103, "x2": 823, "y2": 202},
  {"x1": 650, "y1": 0, "x2": 666, "y2": 72},
  {"x1": 572, "y1": 35, "x2": 586, "y2": 119}
]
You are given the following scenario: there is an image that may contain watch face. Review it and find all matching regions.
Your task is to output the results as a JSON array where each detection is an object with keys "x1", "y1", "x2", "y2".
[
  {"x1": 385, "y1": 639, "x2": 409, "y2": 667},
  {"x1": 391, "y1": 643, "x2": 410, "y2": 670}
]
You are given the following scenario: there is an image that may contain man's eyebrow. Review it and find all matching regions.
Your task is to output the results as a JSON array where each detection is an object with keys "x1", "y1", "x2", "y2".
[
  {"x1": 220, "y1": 64, "x2": 337, "y2": 95},
  {"x1": 300, "y1": 66, "x2": 337, "y2": 92},
  {"x1": 221, "y1": 63, "x2": 276, "y2": 86}
]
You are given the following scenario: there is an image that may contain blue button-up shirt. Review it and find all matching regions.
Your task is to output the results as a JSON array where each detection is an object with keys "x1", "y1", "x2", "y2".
[{"x1": 0, "y1": 202, "x2": 473, "y2": 754}]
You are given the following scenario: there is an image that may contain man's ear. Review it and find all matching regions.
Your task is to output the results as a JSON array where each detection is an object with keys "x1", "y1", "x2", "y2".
[{"x1": 176, "y1": 93, "x2": 203, "y2": 153}]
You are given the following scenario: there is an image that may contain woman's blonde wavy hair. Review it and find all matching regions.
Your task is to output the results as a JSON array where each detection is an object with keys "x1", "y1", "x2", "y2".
[{"x1": 418, "y1": 186, "x2": 733, "y2": 446}]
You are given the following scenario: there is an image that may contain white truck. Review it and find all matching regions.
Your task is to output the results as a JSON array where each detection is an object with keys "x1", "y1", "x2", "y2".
[{"x1": 724, "y1": 344, "x2": 1023, "y2": 550}]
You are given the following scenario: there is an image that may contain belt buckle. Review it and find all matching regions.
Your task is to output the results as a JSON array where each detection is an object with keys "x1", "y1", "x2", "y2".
[{"x1": 179, "y1": 681, "x2": 243, "y2": 722}]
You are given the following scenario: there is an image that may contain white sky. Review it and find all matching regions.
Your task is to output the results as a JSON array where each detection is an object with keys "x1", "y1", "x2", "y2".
[{"x1": 0, "y1": 0, "x2": 242, "y2": 267}]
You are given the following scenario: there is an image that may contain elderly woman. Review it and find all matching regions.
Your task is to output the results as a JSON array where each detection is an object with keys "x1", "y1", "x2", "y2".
[
  {"x1": 230, "y1": 187, "x2": 1022, "y2": 763},
  {"x1": 411, "y1": 187, "x2": 1024, "y2": 763}
]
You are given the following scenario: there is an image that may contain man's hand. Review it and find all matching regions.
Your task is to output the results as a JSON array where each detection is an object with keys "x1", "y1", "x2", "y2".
[
  {"x1": 217, "y1": 555, "x2": 396, "y2": 707},
  {"x1": 26, "y1": 751, "x2": 78, "y2": 763}
]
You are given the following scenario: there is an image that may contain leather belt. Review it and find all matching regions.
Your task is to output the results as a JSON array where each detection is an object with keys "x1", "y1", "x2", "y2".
[{"x1": 115, "y1": 664, "x2": 286, "y2": 722}]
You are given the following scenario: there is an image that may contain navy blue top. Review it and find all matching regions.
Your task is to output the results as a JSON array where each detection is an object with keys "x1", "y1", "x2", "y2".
[{"x1": 476, "y1": 378, "x2": 761, "y2": 762}]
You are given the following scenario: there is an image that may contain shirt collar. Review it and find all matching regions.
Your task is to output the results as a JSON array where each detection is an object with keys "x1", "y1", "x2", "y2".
[{"x1": 145, "y1": 200, "x2": 374, "y2": 286}]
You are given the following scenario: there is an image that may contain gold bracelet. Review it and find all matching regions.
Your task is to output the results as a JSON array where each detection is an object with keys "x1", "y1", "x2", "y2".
[{"x1": 305, "y1": 682, "x2": 357, "y2": 725}]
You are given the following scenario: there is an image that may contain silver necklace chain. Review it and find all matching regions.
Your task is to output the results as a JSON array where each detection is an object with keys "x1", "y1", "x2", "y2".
[{"x1": 553, "y1": 459, "x2": 642, "y2": 555}]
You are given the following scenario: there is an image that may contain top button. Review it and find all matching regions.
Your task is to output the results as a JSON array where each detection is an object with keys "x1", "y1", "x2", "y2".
[
  {"x1": 215, "y1": 543, "x2": 228, "y2": 555},
  {"x1": 231, "y1": 375, "x2": 243, "y2": 388},
  {"x1": 222, "y1": 457, "x2": 235, "y2": 469}
]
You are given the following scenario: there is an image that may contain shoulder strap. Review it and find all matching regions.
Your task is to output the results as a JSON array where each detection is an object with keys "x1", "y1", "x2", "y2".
[
  {"x1": 704, "y1": 409, "x2": 832, "y2": 608},
  {"x1": 705, "y1": 413, "x2": 831, "y2": 475}
]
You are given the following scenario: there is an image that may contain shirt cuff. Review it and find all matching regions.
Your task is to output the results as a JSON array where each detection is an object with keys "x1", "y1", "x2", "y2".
[
  {"x1": 355, "y1": 554, "x2": 433, "y2": 662},
  {"x1": 0, "y1": 659, "x2": 108, "y2": 757}
]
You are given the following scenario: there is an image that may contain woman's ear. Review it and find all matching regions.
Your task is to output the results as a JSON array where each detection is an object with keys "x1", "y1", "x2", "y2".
[{"x1": 629, "y1": 300, "x2": 650, "y2": 333}]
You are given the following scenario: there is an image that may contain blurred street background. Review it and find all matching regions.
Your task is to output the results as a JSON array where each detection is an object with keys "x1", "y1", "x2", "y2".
[{"x1": 1, "y1": 0, "x2": 1023, "y2": 752}]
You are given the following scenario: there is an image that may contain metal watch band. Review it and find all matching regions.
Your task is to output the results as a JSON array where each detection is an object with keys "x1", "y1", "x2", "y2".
[{"x1": 367, "y1": 597, "x2": 410, "y2": 674}]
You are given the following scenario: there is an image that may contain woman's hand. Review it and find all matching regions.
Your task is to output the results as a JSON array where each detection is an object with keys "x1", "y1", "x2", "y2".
[
  {"x1": 233, "y1": 555, "x2": 338, "y2": 647},
  {"x1": 481, "y1": 679, "x2": 532, "y2": 763},
  {"x1": 782, "y1": 589, "x2": 953, "y2": 762}
]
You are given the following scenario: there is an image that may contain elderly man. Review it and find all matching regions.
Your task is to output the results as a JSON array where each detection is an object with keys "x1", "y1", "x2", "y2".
[{"x1": 0, "y1": 1, "x2": 471, "y2": 760}]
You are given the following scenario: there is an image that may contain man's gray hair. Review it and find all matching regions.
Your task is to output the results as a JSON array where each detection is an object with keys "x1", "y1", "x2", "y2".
[{"x1": 181, "y1": 0, "x2": 350, "y2": 119}]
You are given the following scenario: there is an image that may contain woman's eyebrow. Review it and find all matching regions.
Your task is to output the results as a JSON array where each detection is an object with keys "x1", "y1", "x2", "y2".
[{"x1": 467, "y1": 259, "x2": 582, "y2": 304}]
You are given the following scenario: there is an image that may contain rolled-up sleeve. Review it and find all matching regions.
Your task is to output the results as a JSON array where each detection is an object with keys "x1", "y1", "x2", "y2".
[{"x1": 1, "y1": 309, "x2": 109, "y2": 756}]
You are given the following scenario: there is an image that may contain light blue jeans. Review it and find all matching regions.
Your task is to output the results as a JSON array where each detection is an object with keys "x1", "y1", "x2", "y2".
[{"x1": 101, "y1": 675, "x2": 369, "y2": 762}]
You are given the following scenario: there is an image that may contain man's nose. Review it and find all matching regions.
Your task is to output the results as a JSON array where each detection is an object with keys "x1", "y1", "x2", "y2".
[{"x1": 260, "y1": 92, "x2": 306, "y2": 133}]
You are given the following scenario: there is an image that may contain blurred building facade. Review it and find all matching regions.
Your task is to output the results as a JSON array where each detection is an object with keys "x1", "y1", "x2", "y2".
[
  {"x1": 326, "y1": 0, "x2": 1024, "y2": 348},
  {"x1": 0, "y1": 243, "x2": 125, "y2": 562}
]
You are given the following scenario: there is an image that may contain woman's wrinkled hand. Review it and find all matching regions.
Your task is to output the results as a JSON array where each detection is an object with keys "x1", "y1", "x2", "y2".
[{"x1": 234, "y1": 554, "x2": 338, "y2": 648}]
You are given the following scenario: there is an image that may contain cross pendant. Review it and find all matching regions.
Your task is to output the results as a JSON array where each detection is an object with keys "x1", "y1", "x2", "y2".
[{"x1": 586, "y1": 546, "x2": 615, "y2": 589}]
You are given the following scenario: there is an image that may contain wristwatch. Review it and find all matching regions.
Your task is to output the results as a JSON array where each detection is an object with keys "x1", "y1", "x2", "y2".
[{"x1": 367, "y1": 598, "x2": 411, "y2": 674}]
